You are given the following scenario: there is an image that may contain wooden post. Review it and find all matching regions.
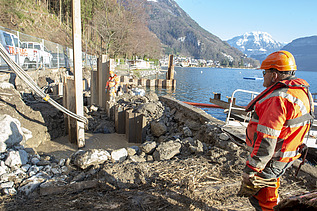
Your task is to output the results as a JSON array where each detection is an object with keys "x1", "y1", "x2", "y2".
[
  {"x1": 90, "y1": 69, "x2": 98, "y2": 105},
  {"x1": 138, "y1": 78, "x2": 147, "y2": 87},
  {"x1": 72, "y1": 0, "x2": 85, "y2": 148},
  {"x1": 135, "y1": 114, "x2": 146, "y2": 143},
  {"x1": 156, "y1": 79, "x2": 163, "y2": 88},
  {"x1": 227, "y1": 97, "x2": 236, "y2": 105},
  {"x1": 58, "y1": 83, "x2": 63, "y2": 96},
  {"x1": 115, "y1": 105, "x2": 126, "y2": 134},
  {"x1": 98, "y1": 55, "x2": 108, "y2": 109},
  {"x1": 129, "y1": 78, "x2": 138, "y2": 87},
  {"x1": 213, "y1": 92, "x2": 221, "y2": 100},
  {"x1": 163, "y1": 80, "x2": 172, "y2": 89},
  {"x1": 125, "y1": 110, "x2": 135, "y2": 142},
  {"x1": 125, "y1": 110, "x2": 146, "y2": 143},
  {"x1": 146, "y1": 79, "x2": 155, "y2": 88},
  {"x1": 167, "y1": 55, "x2": 174, "y2": 80},
  {"x1": 120, "y1": 76, "x2": 129, "y2": 84},
  {"x1": 65, "y1": 77, "x2": 77, "y2": 144},
  {"x1": 172, "y1": 79, "x2": 176, "y2": 89}
]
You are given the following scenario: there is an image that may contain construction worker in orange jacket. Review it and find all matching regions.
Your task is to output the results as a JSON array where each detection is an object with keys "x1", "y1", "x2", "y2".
[
  {"x1": 106, "y1": 70, "x2": 119, "y2": 102},
  {"x1": 238, "y1": 50, "x2": 314, "y2": 211}
]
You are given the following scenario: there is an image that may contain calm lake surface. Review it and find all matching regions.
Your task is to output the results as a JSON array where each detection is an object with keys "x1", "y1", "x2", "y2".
[{"x1": 154, "y1": 67, "x2": 317, "y2": 121}]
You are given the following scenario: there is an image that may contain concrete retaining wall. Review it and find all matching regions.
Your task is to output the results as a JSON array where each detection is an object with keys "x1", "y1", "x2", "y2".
[{"x1": 159, "y1": 95, "x2": 224, "y2": 126}]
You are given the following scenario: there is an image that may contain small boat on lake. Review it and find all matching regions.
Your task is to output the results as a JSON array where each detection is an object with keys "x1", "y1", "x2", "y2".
[{"x1": 243, "y1": 77, "x2": 263, "y2": 80}]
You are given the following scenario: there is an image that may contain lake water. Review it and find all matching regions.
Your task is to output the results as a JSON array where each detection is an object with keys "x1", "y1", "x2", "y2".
[{"x1": 154, "y1": 67, "x2": 317, "y2": 121}]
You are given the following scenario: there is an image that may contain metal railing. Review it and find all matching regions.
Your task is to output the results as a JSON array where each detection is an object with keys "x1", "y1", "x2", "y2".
[{"x1": 225, "y1": 89, "x2": 260, "y2": 125}]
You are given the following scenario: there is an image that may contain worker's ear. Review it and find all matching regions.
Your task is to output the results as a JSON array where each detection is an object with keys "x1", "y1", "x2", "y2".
[{"x1": 271, "y1": 72, "x2": 279, "y2": 83}]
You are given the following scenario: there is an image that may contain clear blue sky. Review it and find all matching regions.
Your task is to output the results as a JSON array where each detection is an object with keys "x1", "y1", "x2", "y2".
[{"x1": 174, "y1": 0, "x2": 317, "y2": 43}]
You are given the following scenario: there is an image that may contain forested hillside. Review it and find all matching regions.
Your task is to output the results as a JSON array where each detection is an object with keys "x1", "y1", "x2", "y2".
[
  {"x1": 145, "y1": 0, "x2": 259, "y2": 67},
  {"x1": 0, "y1": 0, "x2": 161, "y2": 59}
]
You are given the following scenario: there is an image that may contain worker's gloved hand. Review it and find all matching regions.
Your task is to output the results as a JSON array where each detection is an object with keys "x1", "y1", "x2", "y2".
[
  {"x1": 238, "y1": 173, "x2": 261, "y2": 197},
  {"x1": 238, "y1": 173, "x2": 278, "y2": 197},
  {"x1": 250, "y1": 175, "x2": 277, "y2": 188}
]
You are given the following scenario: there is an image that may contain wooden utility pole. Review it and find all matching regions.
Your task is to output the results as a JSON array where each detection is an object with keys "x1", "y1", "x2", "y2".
[
  {"x1": 72, "y1": 0, "x2": 85, "y2": 148},
  {"x1": 167, "y1": 55, "x2": 174, "y2": 80}
]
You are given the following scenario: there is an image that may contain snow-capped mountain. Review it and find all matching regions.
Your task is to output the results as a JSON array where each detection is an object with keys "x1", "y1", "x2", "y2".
[{"x1": 227, "y1": 32, "x2": 284, "y2": 61}]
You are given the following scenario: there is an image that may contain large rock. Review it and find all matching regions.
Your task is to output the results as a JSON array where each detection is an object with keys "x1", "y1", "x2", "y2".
[
  {"x1": 183, "y1": 126, "x2": 193, "y2": 137},
  {"x1": 127, "y1": 146, "x2": 140, "y2": 157},
  {"x1": 72, "y1": 149, "x2": 110, "y2": 169},
  {"x1": 111, "y1": 148, "x2": 128, "y2": 162},
  {"x1": 0, "y1": 115, "x2": 24, "y2": 152},
  {"x1": 18, "y1": 172, "x2": 50, "y2": 195},
  {"x1": 153, "y1": 140, "x2": 181, "y2": 161},
  {"x1": 150, "y1": 121, "x2": 167, "y2": 137},
  {"x1": 185, "y1": 120, "x2": 201, "y2": 131},
  {"x1": 136, "y1": 102, "x2": 158, "y2": 114},
  {"x1": 219, "y1": 133, "x2": 230, "y2": 141},
  {"x1": 129, "y1": 155, "x2": 146, "y2": 163},
  {"x1": 0, "y1": 161, "x2": 8, "y2": 175},
  {"x1": 140, "y1": 141, "x2": 157, "y2": 154},
  {"x1": 4, "y1": 150, "x2": 28, "y2": 168},
  {"x1": 189, "y1": 139, "x2": 204, "y2": 155},
  {"x1": 145, "y1": 92, "x2": 159, "y2": 102}
]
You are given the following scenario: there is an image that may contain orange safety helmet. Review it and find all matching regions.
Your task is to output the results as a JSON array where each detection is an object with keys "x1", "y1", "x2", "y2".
[
  {"x1": 109, "y1": 70, "x2": 114, "y2": 75},
  {"x1": 260, "y1": 50, "x2": 297, "y2": 71}
]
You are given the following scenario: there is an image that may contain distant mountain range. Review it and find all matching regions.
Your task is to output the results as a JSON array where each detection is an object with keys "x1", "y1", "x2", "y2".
[
  {"x1": 145, "y1": 0, "x2": 259, "y2": 67},
  {"x1": 282, "y1": 36, "x2": 317, "y2": 72},
  {"x1": 226, "y1": 31, "x2": 284, "y2": 62},
  {"x1": 227, "y1": 32, "x2": 317, "y2": 72}
]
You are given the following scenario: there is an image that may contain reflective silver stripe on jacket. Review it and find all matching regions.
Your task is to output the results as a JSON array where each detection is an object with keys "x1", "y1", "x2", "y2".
[
  {"x1": 258, "y1": 88, "x2": 309, "y2": 115},
  {"x1": 287, "y1": 120, "x2": 311, "y2": 128},
  {"x1": 257, "y1": 124, "x2": 281, "y2": 137},
  {"x1": 273, "y1": 150, "x2": 299, "y2": 158}
]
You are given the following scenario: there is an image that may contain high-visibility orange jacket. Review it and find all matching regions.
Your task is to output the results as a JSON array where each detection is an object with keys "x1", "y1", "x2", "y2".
[
  {"x1": 244, "y1": 76, "x2": 314, "y2": 174},
  {"x1": 106, "y1": 74, "x2": 119, "y2": 90}
]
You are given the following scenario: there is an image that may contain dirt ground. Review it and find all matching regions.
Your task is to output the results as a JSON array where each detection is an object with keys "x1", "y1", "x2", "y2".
[
  {"x1": 0, "y1": 136, "x2": 316, "y2": 211},
  {"x1": 34, "y1": 133, "x2": 139, "y2": 161}
]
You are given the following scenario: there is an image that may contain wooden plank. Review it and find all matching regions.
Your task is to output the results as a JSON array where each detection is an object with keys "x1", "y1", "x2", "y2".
[
  {"x1": 90, "y1": 70, "x2": 98, "y2": 105},
  {"x1": 222, "y1": 124, "x2": 247, "y2": 144},
  {"x1": 135, "y1": 114, "x2": 146, "y2": 143},
  {"x1": 66, "y1": 77, "x2": 77, "y2": 144},
  {"x1": 72, "y1": 0, "x2": 85, "y2": 148},
  {"x1": 125, "y1": 110, "x2": 135, "y2": 142},
  {"x1": 115, "y1": 105, "x2": 126, "y2": 134},
  {"x1": 98, "y1": 55, "x2": 108, "y2": 108},
  {"x1": 106, "y1": 101, "x2": 115, "y2": 121},
  {"x1": 209, "y1": 98, "x2": 247, "y2": 116}
]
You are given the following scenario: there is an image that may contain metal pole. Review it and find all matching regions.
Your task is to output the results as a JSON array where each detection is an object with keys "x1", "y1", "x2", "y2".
[
  {"x1": 57, "y1": 45, "x2": 59, "y2": 69},
  {"x1": 72, "y1": 0, "x2": 85, "y2": 147}
]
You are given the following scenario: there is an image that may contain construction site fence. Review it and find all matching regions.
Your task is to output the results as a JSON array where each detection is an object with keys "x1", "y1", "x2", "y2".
[{"x1": 0, "y1": 26, "x2": 97, "y2": 70}]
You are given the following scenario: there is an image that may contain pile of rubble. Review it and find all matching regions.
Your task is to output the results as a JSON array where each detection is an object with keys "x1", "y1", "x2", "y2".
[{"x1": 0, "y1": 110, "x2": 240, "y2": 197}]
